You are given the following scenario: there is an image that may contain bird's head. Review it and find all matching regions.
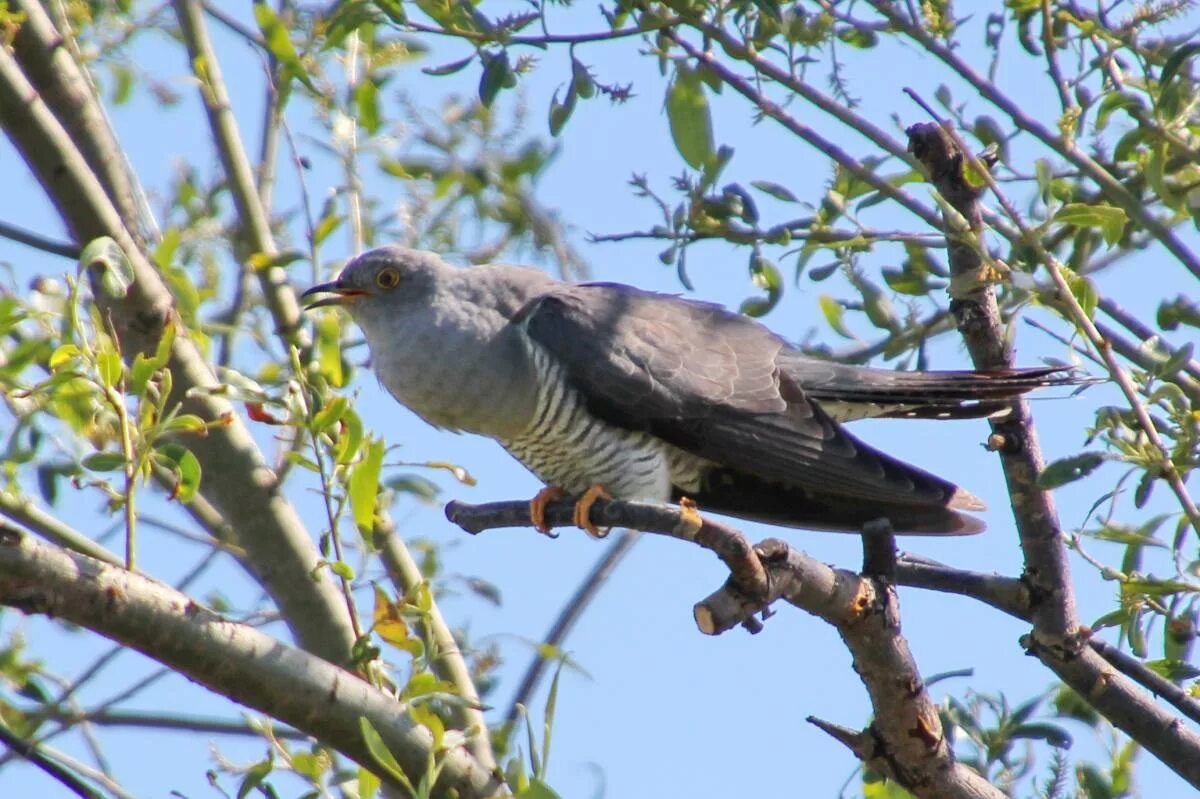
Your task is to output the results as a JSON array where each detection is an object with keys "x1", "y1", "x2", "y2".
[{"x1": 301, "y1": 247, "x2": 447, "y2": 320}]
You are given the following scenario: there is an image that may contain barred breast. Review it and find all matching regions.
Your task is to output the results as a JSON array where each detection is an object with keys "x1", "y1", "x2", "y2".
[{"x1": 501, "y1": 343, "x2": 705, "y2": 501}]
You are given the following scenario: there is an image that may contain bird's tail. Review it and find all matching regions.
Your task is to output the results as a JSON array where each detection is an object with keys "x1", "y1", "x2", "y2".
[{"x1": 781, "y1": 360, "x2": 1090, "y2": 421}]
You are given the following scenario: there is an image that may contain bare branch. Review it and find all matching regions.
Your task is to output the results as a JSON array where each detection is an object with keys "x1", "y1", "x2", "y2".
[
  {"x1": 906, "y1": 120, "x2": 1200, "y2": 786},
  {"x1": 501, "y1": 531, "x2": 639, "y2": 738},
  {"x1": 0, "y1": 30, "x2": 357, "y2": 662},
  {"x1": 446, "y1": 499, "x2": 1003, "y2": 798},
  {"x1": 0, "y1": 526, "x2": 503, "y2": 799}
]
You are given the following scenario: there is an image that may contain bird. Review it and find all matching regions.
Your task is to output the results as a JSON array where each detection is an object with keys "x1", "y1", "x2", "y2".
[{"x1": 302, "y1": 246, "x2": 1078, "y2": 537}]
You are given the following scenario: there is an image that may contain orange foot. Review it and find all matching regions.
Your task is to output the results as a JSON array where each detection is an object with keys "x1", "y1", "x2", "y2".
[
  {"x1": 530, "y1": 486, "x2": 567, "y2": 536},
  {"x1": 574, "y1": 485, "x2": 613, "y2": 539},
  {"x1": 677, "y1": 496, "x2": 704, "y2": 538}
]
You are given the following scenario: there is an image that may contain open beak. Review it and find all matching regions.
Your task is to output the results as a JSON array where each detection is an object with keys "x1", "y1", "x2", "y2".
[{"x1": 301, "y1": 279, "x2": 366, "y2": 310}]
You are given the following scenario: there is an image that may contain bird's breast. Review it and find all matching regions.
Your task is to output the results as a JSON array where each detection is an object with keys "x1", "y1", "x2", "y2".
[{"x1": 500, "y1": 344, "x2": 700, "y2": 500}]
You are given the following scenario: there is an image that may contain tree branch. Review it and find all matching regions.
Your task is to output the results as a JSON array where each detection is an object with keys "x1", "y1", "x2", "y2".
[
  {"x1": 0, "y1": 525, "x2": 503, "y2": 799},
  {"x1": 445, "y1": 498, "x2": 1003, "y2": 799},
  {"x1": 906, "y1": 120, "x2": 1200, "y2": 787},
  {"x1": 0, "y1": 31, "x2": 357, "y2": 663}
]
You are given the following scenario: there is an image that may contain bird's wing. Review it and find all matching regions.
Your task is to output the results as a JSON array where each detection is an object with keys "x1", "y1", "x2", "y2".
[{"x1": 516, "y1": 283, "x2": 971, "y2": 509}]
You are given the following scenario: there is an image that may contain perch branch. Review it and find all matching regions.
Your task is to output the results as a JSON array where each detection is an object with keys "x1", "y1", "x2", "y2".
[{"x1": 445, "y1": 498, "x2": 1004, "y2": 799}]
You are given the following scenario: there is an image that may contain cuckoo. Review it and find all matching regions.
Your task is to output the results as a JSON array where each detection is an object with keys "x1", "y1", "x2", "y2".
[{"x1": 303, "y1": 247, "x2": 1077, "y2": 537}]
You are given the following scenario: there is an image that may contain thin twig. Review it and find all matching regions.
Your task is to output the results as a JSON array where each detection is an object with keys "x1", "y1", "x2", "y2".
[
  {"x1": 0, "y1": 720, "x2": 102, "y2": 799},
  {"x1": 0, "y1": 219, "x2": 79, "y2": 258},
  {"x1": 500, "y1": 531, "x2": 639, "y2": 738}
]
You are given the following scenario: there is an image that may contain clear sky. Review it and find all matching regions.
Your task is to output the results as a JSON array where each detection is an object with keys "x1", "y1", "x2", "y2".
[{"x1": 1, "y1": 4, "x2": 1195, "y2": 798}]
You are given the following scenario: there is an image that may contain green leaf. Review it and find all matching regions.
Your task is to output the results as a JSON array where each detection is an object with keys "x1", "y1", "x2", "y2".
[
  {"x1": 384, "y1": 474, "x2": 440, "y2": 503},
  {"x1": 516, "y1": 781, "x2": 562, "y2": 799},
  {"x1": 83, "y1": 452, "x2": 127, "y2": 472},
  {"x1": 478, "y1": 50, "x2": 511, "y2": 108},
  {"x1": 356, "y1": 766, "x2": 381, "y2": 799},
  {"x1": 349, "y1": 438, "x2": 385, "y2": 534},
  {"x1": 1161, "y1": 43, "x2": 1200, "y2": 88},
  {"x1": 357, "y1": 718, "x2": 413, "y2": 788},
  {"x1": 80, "y1": 237, "x2": 134, "y2": 299},
  {"x1": 162, "y1": 414, "x2": 207, "y2": 435},
  {"x1": 154, "y1": 442, "x2": 202, "y2": 502},
  {"x1": 237, "y1": 755, "x2": 274, "y2": 799},
  {"x1": 548, "y1": 84, "x2": 576, "y2": 137},
  {"x1": 355, "y1": 78, "x2": 381, "y2": 133},
  {"x1": 48, "y1": 344, "x2": 80, "y2": 371},
  {"x1": 749, "y1": 180, "x2": 798, "y2": 202},
  {"x1": 312, "y1": 212, "x2": 343, "y2": 247},
  {"x1": 330, "y1": 560, "x2": 356, "y2": 581},
  {"x1": 1053, "y1": 203, "x2": 1127, "y2": 247},
  {"x1": 1037, "y1": 452, "x2": 1107, "y2": 489},
  {"x1": 571, "y1": 58, "x2": 595, "y2": 98},
  {"x1": 1009, "y1": 722, "x2": 1072, "y2": 748},
  {"x1": 1145, "y1": 659, "x2": 1200, "y2": 681},
  {"x1": 253, "y1": 4, "x2": 315, "y2": 91},
  {"x1": 312, "y1": 396, "x2": 350, "y2": 434},
  {"x1": 422, "y1": 54, "x2": 475, "y2": 77},
  {"x1": 1156, "y1": 341, "x2": 1195, "y2": 379},
  {"x1": 666, "y1": 65, "x2": 715, "y2": 170},
  {"x1": 316, "y1": 313, "x2": 346, "y2": 388},
  {"x1": 335, "y1": 409, "x2": 365, "y2": 465},
  {"x1": 818, "y1": 294, "x2": 856, "y2": 339},
  {"x1": 247, "y1": 250, "x2": 306, "y2": 272},
  {"x1": 1058, "y1": 270, "x2": 1098, "y2": 319}
]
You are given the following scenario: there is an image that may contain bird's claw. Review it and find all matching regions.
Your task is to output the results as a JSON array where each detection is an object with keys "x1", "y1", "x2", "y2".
[
  {"x1": 529, "y1": 487, "x2": 567, "y2": 536},
  {"x1": 676, "y1": 496, "x2": 704, "y2": 538},
  {"x1": 574, "y1": 485, "x2": 612, "y2": 538}
]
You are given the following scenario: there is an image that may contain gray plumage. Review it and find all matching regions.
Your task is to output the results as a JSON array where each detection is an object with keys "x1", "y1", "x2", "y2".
[{"x1": 303, "y1": 246, "x2": 1077, "y2": 536}]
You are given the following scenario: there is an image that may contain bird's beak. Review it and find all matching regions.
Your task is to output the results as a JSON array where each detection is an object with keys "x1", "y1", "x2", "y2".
[{"x1": 301, "y1": 279, "x2": 366, "y2": 310}]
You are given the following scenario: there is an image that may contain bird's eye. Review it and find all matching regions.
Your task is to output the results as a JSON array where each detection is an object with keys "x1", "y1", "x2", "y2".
[{"x1": 376, "y1": 268, "x2": 401, "y2": 290}]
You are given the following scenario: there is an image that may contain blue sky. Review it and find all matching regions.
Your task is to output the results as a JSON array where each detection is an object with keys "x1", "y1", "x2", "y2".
[{"x1": 1, "y1": 4, "x2": 1196, "y2": 797}]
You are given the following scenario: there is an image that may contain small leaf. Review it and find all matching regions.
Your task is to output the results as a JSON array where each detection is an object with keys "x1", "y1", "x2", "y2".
[
  {"x1": 354, "y1": 78, "x2": 381, "y2": 133},
  {"x1": 516, "y1": 780, "x2": 562, "y2": 799},
  {"x1": 349, "y1": 438, "x2": 385, "y2": 535},
  {"x1": 1009, "y1": 722, "x2": 1072, "y2": 749},
  {"x1": 163, "y1": 414, "x2": 208, "y2": 435},
  {"x1": 1161, "y1": 42, "x2": 1200, "y2": 88},
  {"x1": 478, "y1": 50, "x2": 511, "y2": 108},
  {"x1": 547, "y1": 84, "x2": 576, "y2": 137},
  {"x1": 330, "y1": 560, "x2": 355, "y2": 581},
  {"x1": 237, "y1": 756, "x2": 274, "y2": 799},
  {"x1": 356, "y1": 767, "x2": 381, "y2": 799},
  {"x1": 49, "y1": 344, "x2": 80, "y2": 371},
  {"x1": 1156, "y1": 341, "x2": 1195, "y2": 379},
  {"x1": 818, "y1": 295, "x2": 856, "y2": 339},
  {"x1": 358, "y1": 718, "x2": 411, "y2": 787},
  {"x1": 254, "y1": 4, "x2": 315, "y2": 90},
  {"x1": 1037, "y1": 452, "x2": 1107, "y2": 489},
  {"x1": 311, "y1": 396, "x2": 350, "y2": 434},
  {"x1": 422, "y1": 54, "x2": 475, "y2": 76},
  {"x1": 750, "y1": 180, "x2": 798, "y2": 202},
  {"x1": 372, "y1": 585, "x2": 411, "y2": 648},
  {"x1": 247, "y1": 250, "x2": 306, "y2": 272},
  {"x1": 154, "y1": 442, "x2": 201, "y2": 502},
  {"x1": 666, "y1": 65, "x2": 715, "y2": 170},
  {"x1": 1053, "y1": 203, "x2": 1127, "y2": 247},
  {"x1": 385, "y1": 474, "x2": 441, "y2": 503},
  {"x1": 83, "y1": 452, "x2": 127, "y2": 472}
]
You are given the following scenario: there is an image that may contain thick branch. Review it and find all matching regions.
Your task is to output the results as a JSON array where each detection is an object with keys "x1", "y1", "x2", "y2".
[
  {"x1": 11, "y1": 0, "x2": 153, "y2": 244},
  {"x1": 446, "y1": 499, "x2": 1001, "y2": 799},
  {"x1": 0, "y1": 526, "x2": 503, "y2": 799},
  {"x1": 172, "y1": 0, "x2": 306, "y2": 347},
  {"x1": 907, "y1": 121, "x2": 1200, "y2": 787},
  {"x1": 0, "y1": 32, "x2": 356, "y2": 662}
]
